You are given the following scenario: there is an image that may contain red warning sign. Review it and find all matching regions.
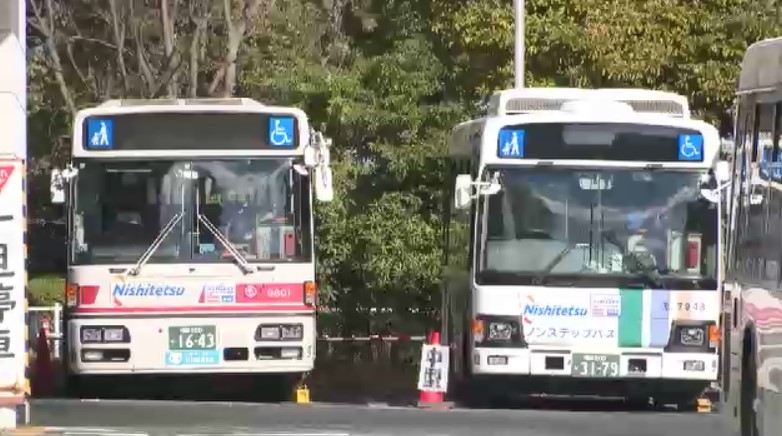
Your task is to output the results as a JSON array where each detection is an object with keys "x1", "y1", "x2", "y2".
[{"x1": 0, "y1": 166, "x2": 15, "y2": 195}]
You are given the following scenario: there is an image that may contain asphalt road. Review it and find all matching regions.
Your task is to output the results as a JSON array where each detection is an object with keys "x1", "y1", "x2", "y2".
[{"x1": 25, "y1": 398, "x2": 733, "y2": 436}]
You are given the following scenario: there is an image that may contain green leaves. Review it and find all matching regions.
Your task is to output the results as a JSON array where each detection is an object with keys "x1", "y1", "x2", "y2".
[
  {"x1": 431, "y1": 0, "x2": 782, "y2": 120},
  {"x1": 242, "y1": 26, "x2": 462, "y2": 334}
]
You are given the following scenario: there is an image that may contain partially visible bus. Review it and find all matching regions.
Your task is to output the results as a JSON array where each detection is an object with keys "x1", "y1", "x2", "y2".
[
  {"x1": 722, "y1": 36, "x2": 782, "y2": 436},
  {"x1": 50, "y1": 98, "x2": 334, "y2": 398},
  {"x1": 442, "y1": 87, "x2": 726, "y2": 408}
]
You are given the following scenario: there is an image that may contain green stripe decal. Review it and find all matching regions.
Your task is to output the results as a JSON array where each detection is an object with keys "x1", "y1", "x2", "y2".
[{"x1": 618, "y1": 289, "x2": 643, "y2": 347}]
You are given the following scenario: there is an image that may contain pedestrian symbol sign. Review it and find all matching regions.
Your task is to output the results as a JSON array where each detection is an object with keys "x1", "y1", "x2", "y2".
[
  {"x1": 498, "y1": 128, "x2": 525, "y2": 158},
  {"x1": 87, "y1": 118, "x2": 114, "y2": 150}
]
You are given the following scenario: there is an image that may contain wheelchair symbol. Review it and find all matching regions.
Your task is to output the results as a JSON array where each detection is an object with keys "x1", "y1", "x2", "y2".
[
  {"x1": 167, "y1": 352, "x2": 183, "y2": 365},
  {"x1": 269, "y1": 118, "x2": 293, "y2": 146},
  {"x1": 678, "y1": 134, "x2": 702, "y2": 161}
]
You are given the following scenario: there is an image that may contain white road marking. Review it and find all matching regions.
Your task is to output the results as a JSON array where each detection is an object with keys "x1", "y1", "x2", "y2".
[
  {"x1": 177, "y1": 433, "x2": 350, "y2": 436},
  {"x1": 62, "y1": 433, "x2": 148, "y2": 436},
  {"x1": 46, "y1": 427, "x2": 149, "y2": 436}
]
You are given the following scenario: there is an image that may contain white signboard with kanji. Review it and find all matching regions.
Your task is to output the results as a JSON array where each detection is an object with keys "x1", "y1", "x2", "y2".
[
  {"x1": 0, "y1": 160, "x2": 26, "y2": 401},
  {"x1": 416, "y1": 344, "x2": 449, "y2": 393}
]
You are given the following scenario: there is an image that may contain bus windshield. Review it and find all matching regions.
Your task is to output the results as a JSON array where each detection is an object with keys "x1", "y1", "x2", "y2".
[
  {"x1": 70, "y1": 158, "x2": 312, "y2": 265},
  {"x1": 477, "y1": 167, "x2": 718, "y2": 289}
]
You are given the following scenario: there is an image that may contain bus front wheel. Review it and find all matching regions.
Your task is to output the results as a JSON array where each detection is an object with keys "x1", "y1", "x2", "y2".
[{"x1": 740, "y1": 339, "x2": 759, "y2": 436}]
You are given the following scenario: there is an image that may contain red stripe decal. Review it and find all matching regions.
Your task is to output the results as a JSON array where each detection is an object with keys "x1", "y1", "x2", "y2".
[
  {"x1": 78, "y1": 285, "x2": 100, "y2": 305},
  {"x1": 73, "y1": 304, "x2": 312, "y2": 314},
  {"x1": 236, "y1": 283, "x2": 304, "y2": 304}
]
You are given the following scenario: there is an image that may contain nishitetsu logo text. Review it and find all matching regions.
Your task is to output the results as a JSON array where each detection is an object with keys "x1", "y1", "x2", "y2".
[
  {"x1": 113, "y1": 283, "x2": 185, "y2": 297},
  {"x1": 523, "y1": 304, "x2": 588, "y2": 317}
]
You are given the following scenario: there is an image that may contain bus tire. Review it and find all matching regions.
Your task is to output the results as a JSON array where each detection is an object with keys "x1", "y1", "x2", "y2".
[
  {"x1": 623, "y1": 396, "x2": 652, "y2": 411},
  {"x1": 740, "y1": 337, "x2": 759, "y2": 436},
  {"x1": 64, "y1": 375, "x2": 96, "y2": 399}
]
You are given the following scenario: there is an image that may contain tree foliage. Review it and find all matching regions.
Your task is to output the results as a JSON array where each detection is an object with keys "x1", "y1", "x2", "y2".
[
  {"x1": 432, "y1": 0, "x2": 782, "y2": 121},
  {"x1": 26, "y1": 0, "x2": 782, "y2": 334}
]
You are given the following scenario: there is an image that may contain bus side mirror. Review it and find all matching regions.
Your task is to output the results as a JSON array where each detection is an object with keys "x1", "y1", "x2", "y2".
[
  {"x1": 699, "y1": 160, "x2": 732, "y2": 204},
  {"x1": 314, "y1": 165, "x2": 333, "y2": 202},
  {"x1": 454, "y1": 174, "x2": 473, "y2": 210},
  {"x1": 50, "y1": 169, "x2": 65, "y2": 204},
  {"x1": 715, "y1": 161, "x2": 731, "y2": 184},
  {"x1": 50, "y1": 165, "x2": 79, "y2": 204}
]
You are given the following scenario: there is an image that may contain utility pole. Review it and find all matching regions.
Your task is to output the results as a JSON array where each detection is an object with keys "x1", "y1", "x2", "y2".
[
  {"x1": 514, "y1": 0, "x2": 525, "y2": 88},
  {"x1": 0, "y1": 0, "x2": 28, "y2": 430}
]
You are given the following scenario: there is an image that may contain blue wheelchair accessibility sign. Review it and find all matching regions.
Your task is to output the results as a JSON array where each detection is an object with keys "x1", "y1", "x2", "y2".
[
  {"x1": 268, "y1": 117, "x2": 295, "y2": 147},
  {"x1": 677, "y1": 134, "x2": 703, "y2": 161}
]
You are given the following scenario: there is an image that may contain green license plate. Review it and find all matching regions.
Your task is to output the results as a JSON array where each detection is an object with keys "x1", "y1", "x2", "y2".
[
  {"x1": 571, "y1": 353, "x2": 621, "y2": 378},
  {"x1": 168, "y1": 325, "x2": 217, "y2": 351}
]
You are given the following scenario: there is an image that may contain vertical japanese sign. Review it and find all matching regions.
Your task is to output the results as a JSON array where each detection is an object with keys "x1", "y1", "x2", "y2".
[
  {"x1": 416, "y1": 343, "x2": 449, "y2": 393},
  {"x1": 0, "y1": 161, "x2": 25, "y2": 402}
]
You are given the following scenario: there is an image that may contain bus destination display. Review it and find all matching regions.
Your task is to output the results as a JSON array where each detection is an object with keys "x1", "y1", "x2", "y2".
[
  {"x1": 82, "y1": 112, "x2": 299, "y2": 151},
  {"x1": 497, "y1": 123, "x2": 705, "y2": 162}
]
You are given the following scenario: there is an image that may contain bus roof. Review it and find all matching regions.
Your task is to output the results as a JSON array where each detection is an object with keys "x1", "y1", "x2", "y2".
[
  {"x1": 486, "y1": 87, "x2": 690, "y2": 118},
  {"x1": 92, "y1": 98, "x2": 265, "y2": 108},
  {"x1": 738, "y1": 36, "x2": 782, "y2": 94}
]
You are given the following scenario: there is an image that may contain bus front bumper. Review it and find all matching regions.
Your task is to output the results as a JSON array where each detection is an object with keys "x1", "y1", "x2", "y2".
[
  {"x1": 65, "y1": 314, "x2": 315, "y2": 375},
  {"x1": 471, "y1": 347, "x2": 718, "y2": 380}
]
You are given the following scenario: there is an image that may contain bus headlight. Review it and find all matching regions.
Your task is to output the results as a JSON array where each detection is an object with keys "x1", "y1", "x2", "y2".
[
  {"x1": 81, "y1": 327, "x2": 102, "y2": 343},
  {"x1": 680, "y1": 327, "x2": 705, "y2": 346},
  {"x1": 473, "y1": 315, "x2": 525, "y2": 347},
  {"x1": 487, "y1": 322, "x2": 515, "y2": 341},
  {"x1": 80, "y1": 326, "x2": 129, "y2": 343},
  {"x1": 259, "y1": 326, "x2": 281, "y2": 340},
  {"x1": 256, "y1": 323, "x2": 304, "y2": 341},
  {"x1": 666, "y1": 321, "x2": 718, "y2": 352},
  {"x1": 103, "y1": 328, "x2": 126, "y2": 343},
  {"x1": 280, "y1": 324, "x2": 303, "y2": 340}
]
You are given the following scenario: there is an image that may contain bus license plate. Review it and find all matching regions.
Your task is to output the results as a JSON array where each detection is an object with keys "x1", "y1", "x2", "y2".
[
  {"x1": 571, "y1": 353, "x2": 620, "y2": 378},
  {"x1": 168, "y1": 325, "x2": 217, "y2": 351}
]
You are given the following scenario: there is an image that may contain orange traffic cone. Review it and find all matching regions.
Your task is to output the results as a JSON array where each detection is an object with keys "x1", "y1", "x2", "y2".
[
  {"x1": 417, "y1": 331, "x2": 450, "y2": 409},
  {"x1": 32, "y1": 326, "x2": 54, "y2": 397}
]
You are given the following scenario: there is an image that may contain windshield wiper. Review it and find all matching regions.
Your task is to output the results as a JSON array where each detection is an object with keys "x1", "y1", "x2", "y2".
[
  {"x1": 600, "y1": 231, "x2": 664, "y2": 289},
  {"x1": 532, "y1": 243, "x2": 586, "y2": 285},
  {"x1": 197, "y1": 214, "x2": 254, "y2": 274},
  {"x1": 127, "y1": 212, "x2": 184, "y2": 276}
]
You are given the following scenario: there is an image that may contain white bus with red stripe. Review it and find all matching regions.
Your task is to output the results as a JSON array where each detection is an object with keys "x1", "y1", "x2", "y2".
[{"x1": 49, "y1": 98, "x2": 333, "y2": 397}]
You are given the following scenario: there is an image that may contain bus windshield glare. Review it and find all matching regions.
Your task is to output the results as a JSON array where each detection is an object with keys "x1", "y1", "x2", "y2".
[
  {"x1": 70, "y1": 158, "x2": 312, "y2": 265},
  {"x1": 477, "y1": 168, "x2": 718, "y2": 289}
]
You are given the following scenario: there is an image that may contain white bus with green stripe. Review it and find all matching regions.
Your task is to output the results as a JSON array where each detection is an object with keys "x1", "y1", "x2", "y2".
[{"x1": 442, "y1": 88, "x2": 725, "y2": 408}]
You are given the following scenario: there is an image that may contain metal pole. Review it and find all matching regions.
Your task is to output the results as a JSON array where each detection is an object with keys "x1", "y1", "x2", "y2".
[
  {"x1": 514, "y1": 0, "x2": 525, "y2": 88},
  {"x1": 53, "y1": 304, "x2": 62, "y2": 360}
]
